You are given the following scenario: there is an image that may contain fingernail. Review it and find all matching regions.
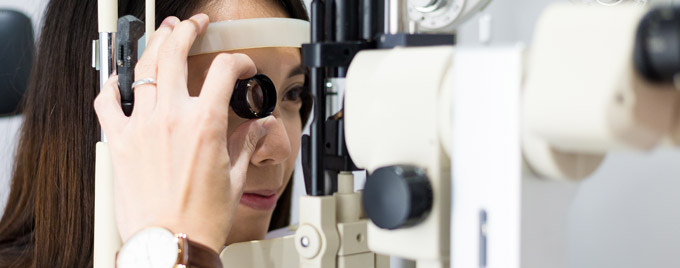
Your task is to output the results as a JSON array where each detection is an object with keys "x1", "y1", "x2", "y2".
[
  {"x1": 190, "y1": 13, "x2": 208, "y2": 20},
  {"x1": 263, "y1": 115, "x2": 274, "y2": 124},
  {"x1": 164, "y1": 17, "x2": 179, "y2": 27},
  {"x1": 160, "y1": 17, "x2": 172, "y2": 26},
  {"x1": 258, "y1": 116, "x2": 275, "y2": 132}
]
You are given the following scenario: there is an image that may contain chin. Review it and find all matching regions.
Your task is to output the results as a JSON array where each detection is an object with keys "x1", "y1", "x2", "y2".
[{"x1": 225, "y1": 203, "x2": 275, "y2": 245}]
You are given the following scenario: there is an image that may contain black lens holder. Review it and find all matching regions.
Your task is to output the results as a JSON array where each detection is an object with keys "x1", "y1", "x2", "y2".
[{"x1": 230, "y1": 74, "x2": 277, "y2": 119}]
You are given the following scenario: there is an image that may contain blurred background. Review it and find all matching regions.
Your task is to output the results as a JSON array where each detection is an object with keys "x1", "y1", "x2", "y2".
[
  {"x1": 0, "y1": 0, "x2": 45, "y2": 220},
  {"x1": 1, "y1": 0, "x2": 679, "y2": 267},
  {"x1": 454, "y1": 1, "x2": 680, "y2": 267}
]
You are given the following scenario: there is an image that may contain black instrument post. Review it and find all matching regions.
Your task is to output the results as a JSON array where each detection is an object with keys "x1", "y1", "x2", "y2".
[
  {"x1": 301, "y1": 0, "x2": 455, "y2": 197},
  {"x1": 116, "y1": 15, "x2": 144, "y2": 117},
  {"x1": 307, "y1": 0, "x2": 327, "y2": 196}
]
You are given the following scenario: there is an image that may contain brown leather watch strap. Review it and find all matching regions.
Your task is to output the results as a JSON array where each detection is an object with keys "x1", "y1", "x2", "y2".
[{"x1": 186, "y1": 238, "x2": 223, "y2": 268}]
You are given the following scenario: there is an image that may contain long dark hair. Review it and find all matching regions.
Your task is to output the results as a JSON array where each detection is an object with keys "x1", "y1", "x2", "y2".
[{"x1": 0, "y1": 0, "x2": 310, "y2": 267}]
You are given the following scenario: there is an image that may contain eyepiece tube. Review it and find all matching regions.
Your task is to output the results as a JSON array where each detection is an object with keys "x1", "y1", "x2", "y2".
[{"x1": 230, "y1": 74, "x2": 277, "y2": 119}]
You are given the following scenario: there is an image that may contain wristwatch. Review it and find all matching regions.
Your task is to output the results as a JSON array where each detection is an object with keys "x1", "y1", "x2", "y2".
[{"x1": 116, "y1": 227, "x2": 223, "y2": 268}]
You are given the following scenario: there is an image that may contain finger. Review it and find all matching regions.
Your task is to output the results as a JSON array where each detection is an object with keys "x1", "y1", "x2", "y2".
[
  {"x1": 156, "y1": 13, "x2": 210, "y2": 103},
  {"x1": 94, "y1": 75, "x2": 127, "y2": 137},
  {"x1": 199, "y1": 53, "x2": 257, "y2": 113},
  {"x1": 199, "y1": 53, "x2": 257, "y2": 110},
  {"x1": 133, "y1": 16, "x2": 179, "y2": 115},
  {"x1": 227, "y1": 116, "x2": 275, "y2": 182}
]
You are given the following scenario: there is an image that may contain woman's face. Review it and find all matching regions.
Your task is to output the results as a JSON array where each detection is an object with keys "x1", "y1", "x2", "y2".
[{"x1": 187, "y1": 1, "x2": 305, "y2": 245}]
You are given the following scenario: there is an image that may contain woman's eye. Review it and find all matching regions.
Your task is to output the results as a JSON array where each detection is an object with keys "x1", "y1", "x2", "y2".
[{"x1": 283, "y1": 86, "x2": 304, "y2": 103}]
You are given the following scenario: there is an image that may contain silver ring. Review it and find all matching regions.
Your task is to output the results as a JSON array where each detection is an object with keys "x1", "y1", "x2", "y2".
[{"x1": 131, "y1": 78, "x2": 157, "y2": 89}]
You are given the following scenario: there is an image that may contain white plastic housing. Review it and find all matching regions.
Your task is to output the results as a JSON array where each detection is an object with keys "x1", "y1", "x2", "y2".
[
  {"x1": 448, "y1": 45, "x2": 581, "y2": 268},
  {"x1": 220, "y1": 235, "x2": 300, "y2": 267},
  {"x1": 408, "y1": 0, "x2": 491, "y2": 33},
  {"x1": 97, "y1": 0, "x2": 117, "y2": 32},
  {"x1": 295, "y1": 196, "x2": 340, "y2": 268},
  {"x1": 145, "y1": 0, "x2": 155, "y2": 45},
  {"x1": 188, "y1": 18, "x2": 310, "y2": 56},
  {"x1": 522, "y1": 4, "x2": 680, "y2": 180},
  {"x1": 93, "y1": 142, "x2": 121, "y2": 268},
  {"x1": 345, "y1": 46, "x2": 455, "y2": 266}
]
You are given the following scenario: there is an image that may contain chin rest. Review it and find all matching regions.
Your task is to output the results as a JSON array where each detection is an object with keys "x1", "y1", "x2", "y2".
[{"x1": 0, "y1": 9, "x2": 33, "y2": 116}]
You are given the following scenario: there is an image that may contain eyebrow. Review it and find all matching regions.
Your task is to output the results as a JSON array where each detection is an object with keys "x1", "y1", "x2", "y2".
[
  {"x1": 287, "y1": 65, "x2": 307, "y2": 78},
  {"x1": 254, "y1": 65, "x2": 307, "y2": 79}
]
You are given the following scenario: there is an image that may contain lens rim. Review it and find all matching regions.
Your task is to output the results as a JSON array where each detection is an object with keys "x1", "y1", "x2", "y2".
[{"x1": 231, "y1": 74, "x2": 277, "y2": 119}]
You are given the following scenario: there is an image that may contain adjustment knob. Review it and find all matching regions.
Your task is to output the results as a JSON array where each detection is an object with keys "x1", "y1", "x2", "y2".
[
  {"x1": 362, "y1": 165, "x2": 433, "y2": 230},
  {"x1": 634, "y1": 5, "x2": 680, "y2": 83}
]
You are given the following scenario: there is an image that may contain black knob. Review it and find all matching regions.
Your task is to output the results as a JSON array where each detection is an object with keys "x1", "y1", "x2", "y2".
[
  {"x1": 362, "y1": 165, "x2": 433, "y2": 230},
  {"x1": 634, "y1": 6, "x2": 680, "y2": 83}
]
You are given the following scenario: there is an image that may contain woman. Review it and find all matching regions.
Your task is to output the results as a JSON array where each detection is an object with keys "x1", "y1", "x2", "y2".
[{"x1": 0, "y1": 0, "x2": 312, "y2": 266}]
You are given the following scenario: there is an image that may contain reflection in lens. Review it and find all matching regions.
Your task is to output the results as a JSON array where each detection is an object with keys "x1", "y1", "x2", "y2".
[{"x1": 246, "y1": 80, "x2": 264, "y2": 114}]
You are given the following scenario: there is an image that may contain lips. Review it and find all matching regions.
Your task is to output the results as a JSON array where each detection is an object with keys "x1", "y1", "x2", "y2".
[{"x1": 240, "y1": 190, "x2": 278, "y2": 210}]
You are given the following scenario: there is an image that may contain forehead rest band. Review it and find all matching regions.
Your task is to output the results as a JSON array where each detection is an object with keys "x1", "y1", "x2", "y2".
[{"x1": 189, "y1": 18, "x2": 310, "y2": 56}]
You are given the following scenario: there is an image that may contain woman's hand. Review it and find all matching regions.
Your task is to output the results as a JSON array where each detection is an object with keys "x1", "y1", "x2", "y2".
[{"x1": 93, "y1": 14, "x2": 272, "y2": 253}]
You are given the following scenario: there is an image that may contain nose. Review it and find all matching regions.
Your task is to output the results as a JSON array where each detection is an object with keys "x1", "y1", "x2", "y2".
[{"x1": 250, "y1": 116, "x2": 292, "y2": 166}]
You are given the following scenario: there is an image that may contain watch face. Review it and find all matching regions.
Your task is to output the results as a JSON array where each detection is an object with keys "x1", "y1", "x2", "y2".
[{"x1": 117, "y1": 227, "x2": 179, "y2": 268}]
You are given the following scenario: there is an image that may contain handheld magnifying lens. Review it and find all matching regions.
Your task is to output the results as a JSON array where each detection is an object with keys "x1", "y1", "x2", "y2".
[
  {"x1": 189, "y1": 18, "x2": 310, "y2": 119},
  {"x1": 231, "y1": 74, "x2": 276, "y2": 118}
]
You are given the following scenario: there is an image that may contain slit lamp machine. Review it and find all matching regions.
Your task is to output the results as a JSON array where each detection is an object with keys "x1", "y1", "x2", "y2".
[{"x1": 92, "y1": 0, "x2": 680, "y2": 267}]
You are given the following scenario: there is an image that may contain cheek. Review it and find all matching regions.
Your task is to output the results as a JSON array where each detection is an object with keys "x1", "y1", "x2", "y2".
[
  {"x1": 283, "y1": 114, "x2": 302, "y2": 167},
  {"x1": 283, "y1": 116, "x2": 302, "y2": 151},
  {"x1": 226, "y1": 109, "x2": 249, "y2": 137}
]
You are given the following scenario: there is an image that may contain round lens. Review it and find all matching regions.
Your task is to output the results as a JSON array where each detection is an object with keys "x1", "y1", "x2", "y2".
[{"x1": 230, "y1": 74, "x2": 277, "y2": 119}]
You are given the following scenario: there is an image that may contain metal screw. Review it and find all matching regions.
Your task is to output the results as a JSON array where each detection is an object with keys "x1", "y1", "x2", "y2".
[
  {"x1": 300, "y1": 236, "x2": 310, "y2": 248},
  {"x1": 616, "y1": 93, "x2": 625, "y2": 104},
  {"x1": 395, "y1": 167, "x2": 404, "y2": 176}
]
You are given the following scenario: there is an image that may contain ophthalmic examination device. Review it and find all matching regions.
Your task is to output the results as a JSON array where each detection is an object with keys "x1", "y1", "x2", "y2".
[{"x1": 92, "y1": 0, "x2": 680, "y2": 267}]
